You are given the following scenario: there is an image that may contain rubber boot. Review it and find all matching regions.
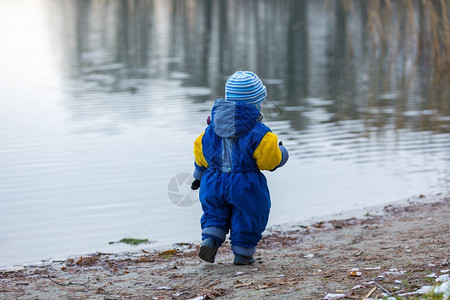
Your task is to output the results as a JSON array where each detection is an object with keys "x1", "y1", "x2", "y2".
[
  {"x1": 199, "y1": 237, "x2": 219, "y2": 263},
  {"x1": 234, "y1": 254, "x2": 255, "y2": 265}
]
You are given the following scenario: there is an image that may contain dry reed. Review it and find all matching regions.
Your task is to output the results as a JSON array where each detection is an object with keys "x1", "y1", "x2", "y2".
[{"x1": 342, "y1": 0, "x2": 449, "y2": 73}]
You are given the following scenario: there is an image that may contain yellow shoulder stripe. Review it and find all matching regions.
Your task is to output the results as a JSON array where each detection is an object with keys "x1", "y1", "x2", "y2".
[
  {"x1": 194, "y1": 132, "x2": 209, "y2": 168},
  {"x1": 253, "y1": 132, "x2": 282, "y2": 171}
]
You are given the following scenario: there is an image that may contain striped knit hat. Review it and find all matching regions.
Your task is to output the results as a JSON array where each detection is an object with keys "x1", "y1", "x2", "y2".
[{"x1": 225, "y1": 71, "x2": 267, "y2": 108}]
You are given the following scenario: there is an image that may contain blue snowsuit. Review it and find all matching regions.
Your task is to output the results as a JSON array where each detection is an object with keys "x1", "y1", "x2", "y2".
[{"x1": 193, "y1": 99, "x2": 288, "y2": 257}]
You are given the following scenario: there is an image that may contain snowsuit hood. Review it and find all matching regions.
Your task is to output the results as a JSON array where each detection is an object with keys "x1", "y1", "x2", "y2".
[{"x1": 211, "y1": 99, "x2": 260, "y2": 138}]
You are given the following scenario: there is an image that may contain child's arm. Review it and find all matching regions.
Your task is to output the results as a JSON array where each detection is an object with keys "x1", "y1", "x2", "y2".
[
  {"x1": 192, "y1": 132, "x2": 209, "y2": 189},
  {"x1": 253, "y1": 132, "x2": 289, "y2": 171}
]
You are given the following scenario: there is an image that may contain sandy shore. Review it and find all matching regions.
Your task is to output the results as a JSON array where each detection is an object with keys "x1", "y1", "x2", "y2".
[{"x1": 1, "y1": 196, "x2": 449, "y2": 299}]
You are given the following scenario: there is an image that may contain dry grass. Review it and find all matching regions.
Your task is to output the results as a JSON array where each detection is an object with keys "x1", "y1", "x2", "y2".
[{"x1": 341, "y1": 0, "x2": 450, "y2": 73}]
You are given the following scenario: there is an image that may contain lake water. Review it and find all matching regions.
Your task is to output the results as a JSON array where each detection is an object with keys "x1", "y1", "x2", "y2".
[{"x1": 0, "y1": 0, "x2": 449, "y2": 267}]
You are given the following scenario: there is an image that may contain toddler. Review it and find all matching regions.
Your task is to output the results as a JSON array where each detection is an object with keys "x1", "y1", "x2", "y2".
[{"x1": 191, "y1": 71, "x2": 288, "y2": 265}]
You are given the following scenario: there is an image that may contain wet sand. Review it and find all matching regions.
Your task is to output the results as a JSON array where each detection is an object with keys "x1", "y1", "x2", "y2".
[{"x1": 1, "y1": 196, "x2": 449, "y2": 299}]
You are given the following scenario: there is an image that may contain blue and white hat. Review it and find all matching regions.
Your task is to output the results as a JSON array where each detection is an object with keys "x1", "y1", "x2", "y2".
[{"x1": 225, "y1": 71, "x2": 267, "y2": 108}]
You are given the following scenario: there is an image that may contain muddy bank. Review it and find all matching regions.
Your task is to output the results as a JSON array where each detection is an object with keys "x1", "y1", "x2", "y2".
[{"x1": 1, "y1": 197, "x2": 449, "y2": 299}]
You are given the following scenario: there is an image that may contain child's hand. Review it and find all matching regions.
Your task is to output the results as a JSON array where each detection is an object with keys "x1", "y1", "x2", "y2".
[
  {"x1": 269, "y1": 141, "x2": 288, "y2": 172},
  {"x1": 191, "y1": 179, "x2": 201, "y2": 190}
]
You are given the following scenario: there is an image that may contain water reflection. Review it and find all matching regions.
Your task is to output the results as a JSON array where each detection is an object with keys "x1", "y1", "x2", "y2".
[{"x1": 49, "y1": 0, "x2": 449, "y2": 132}]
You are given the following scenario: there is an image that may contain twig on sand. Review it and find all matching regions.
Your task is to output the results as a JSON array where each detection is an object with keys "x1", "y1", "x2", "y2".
[
  {"x1": 363, "y1": 286, "x2": 377, "y2": 299},
  {"x1": 373, "y1": 281, "x2": 391, "y2": 296},
  {"x1": 43, "y1": 276, "x2": 90, "y2": 287}
]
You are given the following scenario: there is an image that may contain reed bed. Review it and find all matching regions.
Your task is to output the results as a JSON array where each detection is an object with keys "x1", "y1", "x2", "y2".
[{"x1": 337, "y1": 0, "x2": 449, "y2": 74}]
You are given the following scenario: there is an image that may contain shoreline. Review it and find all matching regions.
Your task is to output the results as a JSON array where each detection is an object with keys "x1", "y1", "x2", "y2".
[
  {"x1": 1, "y1": 194, "x2": 443, "y2": 271},
  {"x1": 1, "y1": 195, "x2": 449, "y2": 299},
  {"x1": 268, "y1": 193, "x2": 446, "y2": 231}
]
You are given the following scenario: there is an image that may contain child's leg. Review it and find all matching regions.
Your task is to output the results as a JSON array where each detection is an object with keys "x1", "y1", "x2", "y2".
[
  {"x1": 199, "y1": 173, "x2": 231, "y2": 246},
  {"x1": 229, "y1": 204, "x2": 270, "y2": 257},
  {"x1": 228, "y1": 173, "x2": 271, "y2": 258}
]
